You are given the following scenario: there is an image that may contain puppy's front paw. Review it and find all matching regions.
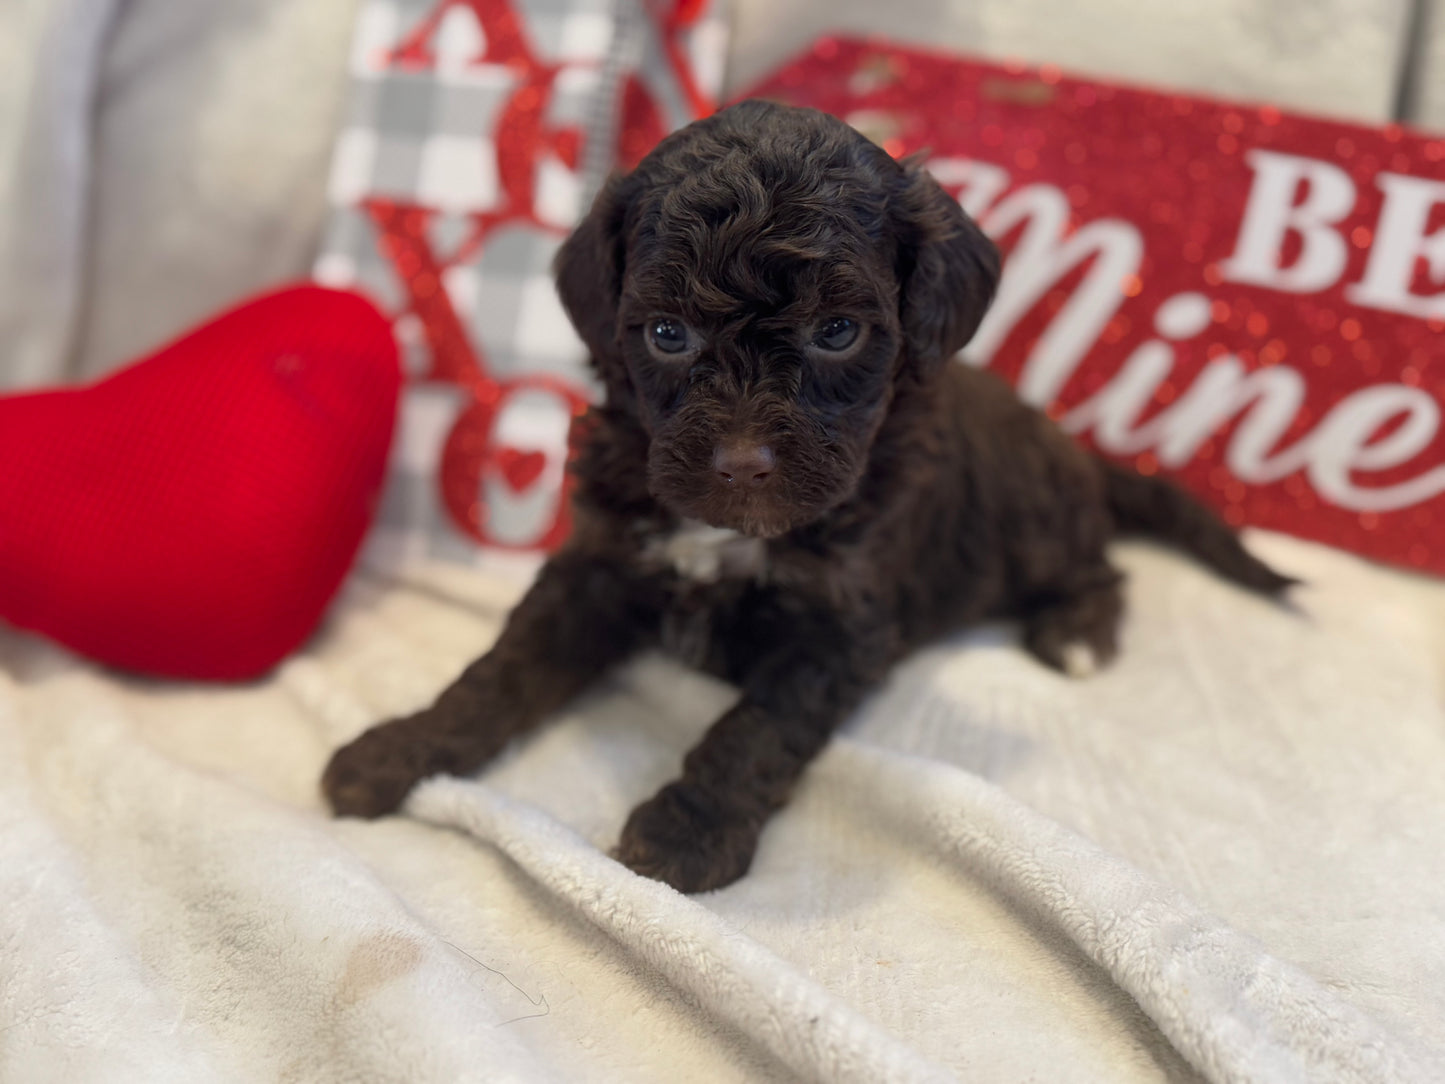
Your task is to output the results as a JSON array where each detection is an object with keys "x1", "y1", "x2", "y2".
[
  {"x1": 614, "y1": 782, "x2": 759, "y2": 893},
  {"x1": 322, "y1": 714, "x2": 441, "y2": 818}
]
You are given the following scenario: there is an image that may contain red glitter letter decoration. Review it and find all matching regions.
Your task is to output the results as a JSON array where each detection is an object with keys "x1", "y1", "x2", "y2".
[{"x1": 364, "y1": 0, "x2": 709, "y2": 551}]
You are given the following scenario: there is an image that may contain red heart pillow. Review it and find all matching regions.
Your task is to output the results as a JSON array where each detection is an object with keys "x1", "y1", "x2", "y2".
[{"x1": 0, "y1": 285, "x2": 400, "y2": 680}]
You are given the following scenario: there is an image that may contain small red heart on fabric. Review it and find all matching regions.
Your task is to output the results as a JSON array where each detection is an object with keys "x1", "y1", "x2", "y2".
[
  {"x1": 0, "y1": 285, "x2": 400, "y2": 680},
  {"x1": 493, "y1": 446, "x2": 548, "y2": 493}
]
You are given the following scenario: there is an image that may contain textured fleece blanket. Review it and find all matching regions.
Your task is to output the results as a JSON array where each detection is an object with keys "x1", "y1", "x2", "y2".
[
  {"x1": 4, "y1": 530, "x2": 1444, "y2": 1083},
  {"x1": 3, "y1": 6, "x2": 1444, "y2": 1079}
]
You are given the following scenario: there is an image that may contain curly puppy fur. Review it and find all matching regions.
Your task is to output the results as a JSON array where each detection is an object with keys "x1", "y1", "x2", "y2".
[{"x1": 323, "y1": 101, "x2": 1292, "y2": 892}]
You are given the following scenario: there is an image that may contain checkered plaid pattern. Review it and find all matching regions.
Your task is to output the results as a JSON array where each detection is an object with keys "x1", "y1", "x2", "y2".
[{"x1": 315, "y1": 0, "x2": 728, "y2": 574}]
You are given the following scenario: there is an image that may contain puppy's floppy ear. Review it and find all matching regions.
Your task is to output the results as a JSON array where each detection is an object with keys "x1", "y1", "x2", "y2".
[
  {"x1": 893, "y1": 161, "x2": 1001, "y2": 375},
  {"x1": 554, "y1": 174, "x2": 636, "y2": 389}
]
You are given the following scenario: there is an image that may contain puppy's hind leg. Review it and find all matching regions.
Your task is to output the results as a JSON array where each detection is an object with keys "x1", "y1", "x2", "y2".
[{"x1": 1022, "y1": 564, "x2": 1125, "y2": 678}]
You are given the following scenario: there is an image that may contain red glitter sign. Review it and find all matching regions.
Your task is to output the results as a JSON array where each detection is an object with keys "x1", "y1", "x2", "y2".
[{"x1": 747, "y1": 38, "x2": 1445, "y2": 574}]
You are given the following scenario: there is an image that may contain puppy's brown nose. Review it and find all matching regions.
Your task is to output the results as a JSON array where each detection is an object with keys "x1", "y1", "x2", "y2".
[{"x1": 713, "y1": 442, "x2": 775, "y2": 485}]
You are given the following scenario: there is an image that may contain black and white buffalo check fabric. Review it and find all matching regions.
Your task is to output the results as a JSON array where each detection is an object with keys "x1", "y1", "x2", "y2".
[{"x1": 316, "y1": 0, "x2": 728, "y2": 575}]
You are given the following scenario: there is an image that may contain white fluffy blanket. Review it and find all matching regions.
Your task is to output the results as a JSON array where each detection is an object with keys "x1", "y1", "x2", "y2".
[
  {"x1": 4, "y1": 531, "x2": 1444, "y2": 1083},
  {"x1": 5, "y1": 4, "x2": 1443, "y2": 1079}
]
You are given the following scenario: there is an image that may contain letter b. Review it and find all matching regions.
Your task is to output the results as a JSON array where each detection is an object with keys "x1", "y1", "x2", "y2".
[{"x1": 1221, "y1": 150, "x2": 1356, "y2": 293}]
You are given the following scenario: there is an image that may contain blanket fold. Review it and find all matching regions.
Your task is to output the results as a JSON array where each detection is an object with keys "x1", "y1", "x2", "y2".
[{"x1": 3, "y1": 532, "x2": 1444, "y2": 1083}]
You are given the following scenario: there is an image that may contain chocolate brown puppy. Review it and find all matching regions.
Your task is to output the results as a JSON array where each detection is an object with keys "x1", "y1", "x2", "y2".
[{"x1": 322, "y1": 100, "x2": 1291, "y2": 892}]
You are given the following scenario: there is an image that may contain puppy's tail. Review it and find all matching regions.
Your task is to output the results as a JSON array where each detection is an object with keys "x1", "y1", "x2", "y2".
[{"x1": 1099, "y1": 459, "x2": 1297, "y2": 595}]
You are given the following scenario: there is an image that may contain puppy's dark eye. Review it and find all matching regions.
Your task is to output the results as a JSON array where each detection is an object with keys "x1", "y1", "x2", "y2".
[
  {"x1": 647, "y1": 318, "x2": 693, "y2": 357},
  {"x1": 813, "y1": 317, "x2": 860, "y2": 353}
]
